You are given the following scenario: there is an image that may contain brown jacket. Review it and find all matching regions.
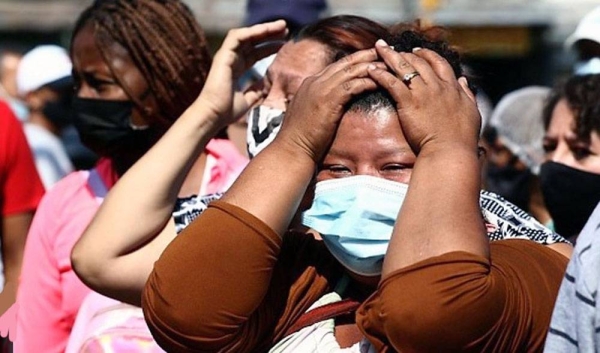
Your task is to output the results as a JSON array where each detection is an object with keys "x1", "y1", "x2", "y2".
[{"x1": 142, "y1": 201, "x2": 567, "y2": 352}]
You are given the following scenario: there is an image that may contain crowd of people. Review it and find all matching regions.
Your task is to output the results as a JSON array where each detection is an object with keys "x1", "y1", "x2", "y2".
[{"x1": 1, "y1": 0, "x2": 599, "y2": 352}]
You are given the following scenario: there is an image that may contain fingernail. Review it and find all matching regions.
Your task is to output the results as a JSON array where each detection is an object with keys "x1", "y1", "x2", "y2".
[
  {"x1": 367, "y1": 64, "x2": 377, "y2": 70},
  {"x1": 376, "y1": 39, "x2": 389, "y2": 47},
  {"x1": 412, "y1": 47, "x2": 422, "y2": 52},
  {"x1": 389, "y1": 45, "x2": 395, "y2": 50}
]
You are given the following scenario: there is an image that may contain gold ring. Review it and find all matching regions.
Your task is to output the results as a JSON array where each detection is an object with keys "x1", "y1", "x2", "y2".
[{"x1": 402, "y1": 71, "x2": 420, "y2": 84}]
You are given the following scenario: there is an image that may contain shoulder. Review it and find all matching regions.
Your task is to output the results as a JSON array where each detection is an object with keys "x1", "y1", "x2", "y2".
[
  {"x1": 490, "y1": 239, "x2": 568, "y2": 273},
  {"x1": 37, "y1": 170, "x2": 93, "y2": 214},
  {"x1": 568, "y1": 202, "x2": 600, "y2": 294},
  {"x1": 0, "y1": 106, "x2": 27, "y2": 158}
]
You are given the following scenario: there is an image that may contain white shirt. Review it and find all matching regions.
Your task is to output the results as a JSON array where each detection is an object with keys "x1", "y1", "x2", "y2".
[{"x1": 23, "y1": 123, "x2": 73, "y2": 189}]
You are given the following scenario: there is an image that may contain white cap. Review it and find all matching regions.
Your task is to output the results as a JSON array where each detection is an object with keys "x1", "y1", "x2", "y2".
[
  {"x1": 565, "y1": 6, "x2": 600, "y2": 50},
  {"x1": 16, "y1": 45, "x2": 72, "y2": 96}
]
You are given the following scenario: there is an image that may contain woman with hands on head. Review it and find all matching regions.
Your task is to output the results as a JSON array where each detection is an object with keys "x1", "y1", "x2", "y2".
[
  {"x1": 142, "y1": 27, "x2": 569, "y2": 352},
  {"x1": 70, "y1": 14, "x2": 390, "y2": 305}
]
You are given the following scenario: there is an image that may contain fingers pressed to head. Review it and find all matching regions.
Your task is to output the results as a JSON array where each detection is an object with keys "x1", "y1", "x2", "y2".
[
  {"x1": 374, "y1": 40, "x2": 424, "y2": 87},
  {"x1": 458, "y1": 77, "x2": 476, "y2": 103},
  {"x1": 337, "y1": 77, "x2": 378, "y2": 99},
  {"x1": 367, "y1": 65, "x2": 411, "y2": 105},
  {"x1": 340, "y1": 47, "x2": 379, "y2": 64},
  {"x1": 396, "y1": 51, "x2": 441, "y2": 86},
  {"x1": 320, "y1": 61, "x2": 385, "y2": 95},
  {"x1": 411, "y1": 48, "x2": 457, "y2": 83},
  {"x1": 318, "y1": 49, "x2": 380, "y2": 81}
]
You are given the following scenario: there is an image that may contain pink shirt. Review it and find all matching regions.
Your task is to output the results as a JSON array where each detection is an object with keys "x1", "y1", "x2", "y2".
[
  {"x1": 15, "y1": 158, "x2": 117, "y2": 353},
  {"x1": 15, "y1": 139, "x2": 247, "y2": 353}
]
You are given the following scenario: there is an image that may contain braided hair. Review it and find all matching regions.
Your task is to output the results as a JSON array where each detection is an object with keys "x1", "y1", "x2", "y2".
[{"x1": 71, "y1": 0, "x2": 212, "y2": 128}]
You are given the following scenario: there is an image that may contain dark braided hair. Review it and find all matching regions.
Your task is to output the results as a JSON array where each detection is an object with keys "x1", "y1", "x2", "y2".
[
  {"x1": 542, "y1": 74, "x2": 600, "y2": 142},
  {"x1": 70, "y1": 0, "x2": 212, "y2": 128}
]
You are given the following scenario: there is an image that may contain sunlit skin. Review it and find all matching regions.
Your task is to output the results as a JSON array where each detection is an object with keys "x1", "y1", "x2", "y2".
[
  {"x1": 261, "y1": 39, "x2": 331, "y2": 111},
  {"x1": 71, "y1": 23, "x2": 158, "y2": 127},
  {"x1": 0, "y1": 52, "x2": 21, "y2": 98},
  {"x1": 312, "y1": 107, "x2": 413, "y2": 288},
  {"x1": 543, "y1": 99, "x2": 600, "y2": 174},
  {"x1": 316, "y1": 105, "x2": 572, "y2": 279},
  {"x1": 317, "y1": 108, "x2": 415, "y2": 184}
]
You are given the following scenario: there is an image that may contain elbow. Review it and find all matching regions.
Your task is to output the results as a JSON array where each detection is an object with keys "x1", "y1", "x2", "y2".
[
  {"x1": 373, "y1": 267, "x2": 499, "y2": 351},
  {"x1": 142, "y1": 268, "x2": 238, "y2": 352},
  {"x1": 142, "y1": 271, "x2": 201, "y2": 352},
  {"x1": 70, "y1": 241, "x2": 105, "y2": 292}
]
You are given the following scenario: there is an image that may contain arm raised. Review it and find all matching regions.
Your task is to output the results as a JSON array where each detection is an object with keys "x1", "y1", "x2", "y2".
[{"x1": 71, "y1": 20, "x2": 288, "y2": 305}]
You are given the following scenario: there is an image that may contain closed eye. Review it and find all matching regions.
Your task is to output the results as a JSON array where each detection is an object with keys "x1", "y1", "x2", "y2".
[
  {"x1": 319, "y1": 164, "x2": 352, "y2": 176},
  {"x1": 329, "y1": 165, "x2": 351, "y2": 174},
  {"x1": 383, "y1": 164, "x2": 404, "y2": 170}
]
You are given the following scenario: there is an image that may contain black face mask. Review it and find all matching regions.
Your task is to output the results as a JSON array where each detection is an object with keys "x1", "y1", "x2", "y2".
[
  {"x1": 43, "y1": 98, "x2": 73, "y2": 130},
  {"x1": 43, "y1": 87, "x2": 74, "y2": 130},
  {"x1": 539, "y1": 161, "x2": 600, "y2": 240},
  {"x1": 485, "y1": 164, "x2": 532, "y2": 211},
  {"x1": 72, "y1": 97, "x2": 159, "y2": 160}
]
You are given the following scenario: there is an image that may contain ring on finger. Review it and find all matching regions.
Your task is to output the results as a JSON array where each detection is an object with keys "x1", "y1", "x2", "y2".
[{"x1": 402, "y1": 71, "x2": 420, "y2": 84}]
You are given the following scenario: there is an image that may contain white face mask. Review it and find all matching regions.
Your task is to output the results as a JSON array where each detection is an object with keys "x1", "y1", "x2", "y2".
[
  {"x1": 302, "y1": 175, "x2": 409, "y2": 277},
  {"x1": 246, "y1": 105, "x2": 285, "y2": 158}
]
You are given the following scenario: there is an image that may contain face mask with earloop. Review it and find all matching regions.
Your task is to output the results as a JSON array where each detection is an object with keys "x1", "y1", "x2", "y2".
[
  {"x1": 302, "y1": 175, "x2": 409, "y2": 277},
  {"x1": 72, "y1": 97, "x2": 156, "y2": 158},
  {"x1": 246, "y1": 105, "x2": 285, "y2": 158}
]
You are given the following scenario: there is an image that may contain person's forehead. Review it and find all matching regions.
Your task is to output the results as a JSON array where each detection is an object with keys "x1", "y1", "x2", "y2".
[{"x1": 269, "y1": 39, "x2": 330, "y2": 77}]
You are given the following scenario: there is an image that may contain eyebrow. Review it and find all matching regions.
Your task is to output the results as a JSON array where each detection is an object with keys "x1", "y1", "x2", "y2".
[
  {"x1": 266, "y1": 66, "x2": 303, "y2": 90},
  {"x1": 327, "y1": 145, "x2": 415, "y2": 159}
]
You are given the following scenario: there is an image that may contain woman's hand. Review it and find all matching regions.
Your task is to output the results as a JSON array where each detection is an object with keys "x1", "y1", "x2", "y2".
[
  {"x1": 273, "y1": 49, "x2": 385, "y2": 162},
  {"x1": 368, "y1": 40, "x2": 480, "y2": 156},
  {"x1": 196, "y1": 20, "x2": 287, "y2": 129}
]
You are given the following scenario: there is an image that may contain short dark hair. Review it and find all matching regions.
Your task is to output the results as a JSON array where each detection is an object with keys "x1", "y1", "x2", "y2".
[
  {"x1": 293, "y1": 15, "x2": 391, "y2": 63},
  {"x1": 542, "y1": 74, "x2": 600, "y2": 141},
  {"x1": 347, "y1": 24, "x2": 467, "y2": 115}
]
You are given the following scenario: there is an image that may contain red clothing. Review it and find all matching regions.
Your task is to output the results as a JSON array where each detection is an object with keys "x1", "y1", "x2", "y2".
[{"x1": 0, "y1": 101, "x2": 44, "y2": 215}]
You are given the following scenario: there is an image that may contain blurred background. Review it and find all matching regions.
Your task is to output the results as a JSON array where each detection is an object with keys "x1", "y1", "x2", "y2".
[{"x1": 0, "y1": 0, "x2": 597, "y2": 105}]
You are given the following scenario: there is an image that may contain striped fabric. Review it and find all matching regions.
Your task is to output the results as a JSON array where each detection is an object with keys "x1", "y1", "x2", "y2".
[{"x1": 544, "y1": 202, "x2": 600, "y2": 352}]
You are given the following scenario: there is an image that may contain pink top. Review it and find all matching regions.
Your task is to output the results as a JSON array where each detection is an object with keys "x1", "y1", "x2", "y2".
[
  {"x1": 15, "y1": 158, "x2": 117, "y2": 353},
  {"x1": 14, "y1": 139, "x2": 247, "y2": 353}
]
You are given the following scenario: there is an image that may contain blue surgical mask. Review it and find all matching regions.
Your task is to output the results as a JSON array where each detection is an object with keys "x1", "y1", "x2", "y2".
[{"x1": 301, "y1": 175, "x2": 409, "y2": 277}]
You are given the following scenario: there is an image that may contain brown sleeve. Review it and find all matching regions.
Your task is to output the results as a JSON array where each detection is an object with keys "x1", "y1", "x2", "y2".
[
  {"x1": 142, "y1": 201, "x2": 336, "y2": 353},
  {"x1": 142, "y1": 201, "x2": 284, "y2": 352},
  {"x1": 357, "y1": 239, "x2": 567, "y2": 353}
]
